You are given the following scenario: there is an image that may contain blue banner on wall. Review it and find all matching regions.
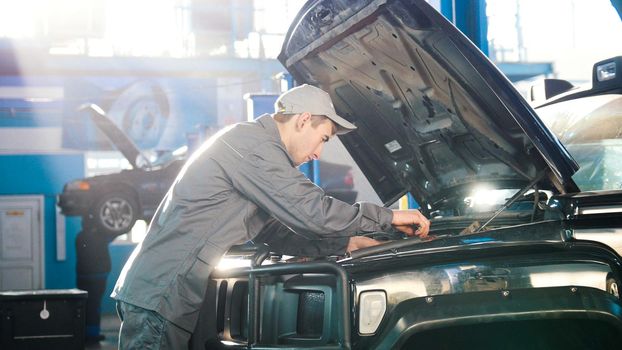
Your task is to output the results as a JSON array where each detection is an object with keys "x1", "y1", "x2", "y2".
[
  {"x1": 0, "y1": 76, "x2": 65, "y2": 128},
  {"x1": 62, "y1": 77, "x2": 218, "y2": 151},
  {"x1": 0, "y1": 74, "x2": 218, "y2": 151}
]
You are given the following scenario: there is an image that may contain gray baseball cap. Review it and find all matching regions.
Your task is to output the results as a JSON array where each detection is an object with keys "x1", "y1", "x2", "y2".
[{"x1": 274, "y1": 84, "x2": 357, "y2": 135}]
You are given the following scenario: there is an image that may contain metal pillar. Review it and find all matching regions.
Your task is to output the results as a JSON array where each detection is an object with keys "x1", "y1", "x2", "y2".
[
  {"x1": 612, "y1": 0, "x2": 622, "y2": 21},
  {"x1": 244, "y1": 82, "x2": 320, "y2": 186},
  {"x1": 275, "y1": 72, "x2": 320, "y2": 186},
  {"x1": 440, "y1": 0, "x2": 489, "y2": 56}
]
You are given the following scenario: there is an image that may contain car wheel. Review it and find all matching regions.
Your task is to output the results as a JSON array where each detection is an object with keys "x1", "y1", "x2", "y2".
[
  {"x1": 91, "y1": 192, "x2": 138, "y2": 236},
  {"x1": 606, "y1": 276, "x2": 619, "y2": 298}
]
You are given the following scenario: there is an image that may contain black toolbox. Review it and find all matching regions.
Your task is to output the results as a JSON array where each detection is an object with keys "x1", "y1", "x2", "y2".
[{"x1": 0, "y1": 289, "x2": 87, "y2": 350}]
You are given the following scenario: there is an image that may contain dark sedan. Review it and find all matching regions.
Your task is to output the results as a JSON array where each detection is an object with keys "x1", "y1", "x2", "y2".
[{"x1": 57, "y1": 149, "x2": 185, "y2": 237}]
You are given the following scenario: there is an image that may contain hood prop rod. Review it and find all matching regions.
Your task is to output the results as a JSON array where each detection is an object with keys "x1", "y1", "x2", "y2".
[{"x1": 475, "y1": 171, "x2": 546, "y2": 233}]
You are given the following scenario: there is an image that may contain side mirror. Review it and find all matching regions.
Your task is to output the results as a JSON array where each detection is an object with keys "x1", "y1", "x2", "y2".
[
  {"x1": 592, "y1": 56, "x2": 622, "y2": 91},
  {"x1": 529, "y1": 78, "x2": 575, "y2": 103}
]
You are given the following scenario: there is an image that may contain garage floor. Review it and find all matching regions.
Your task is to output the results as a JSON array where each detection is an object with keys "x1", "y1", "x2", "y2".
[{"x1": 85, "y1": 313, "x2": 120, "y2": 349}]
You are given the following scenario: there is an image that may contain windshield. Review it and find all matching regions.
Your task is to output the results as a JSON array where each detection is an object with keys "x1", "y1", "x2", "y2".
[{"x1": 537, "y1": 94, "x2": 622, "y2": 191}]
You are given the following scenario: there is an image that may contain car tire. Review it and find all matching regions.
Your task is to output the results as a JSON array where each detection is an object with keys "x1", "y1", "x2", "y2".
[
  {"x1": 90, "y1": 192, "x2": 139, "y2": 237},
  {"x1": 606, "y1": 276, "x2": 620, "y2": 298}
]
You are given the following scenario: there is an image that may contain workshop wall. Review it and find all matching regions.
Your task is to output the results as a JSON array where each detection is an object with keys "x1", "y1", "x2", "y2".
[{"x1": 0, "y1": 153, "x2": 84, "y2": 289}]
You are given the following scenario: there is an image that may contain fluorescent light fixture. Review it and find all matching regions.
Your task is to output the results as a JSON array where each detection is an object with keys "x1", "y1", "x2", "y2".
[
  {"x1": 596, "y1": 62, "x2": 616, "y2": 82},
  {"x1": 359, "y1": 291, "x2": 387, "y2": 334}
]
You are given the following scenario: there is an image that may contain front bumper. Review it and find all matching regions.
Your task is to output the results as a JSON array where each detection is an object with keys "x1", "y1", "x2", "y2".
[{"x1": 57, "y1": 191, "x2": 93, "y2": 216}]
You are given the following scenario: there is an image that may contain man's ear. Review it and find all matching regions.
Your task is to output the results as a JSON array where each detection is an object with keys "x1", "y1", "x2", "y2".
[{"x1": 296, "y1": 112, "x2": 312, "y2": 130}]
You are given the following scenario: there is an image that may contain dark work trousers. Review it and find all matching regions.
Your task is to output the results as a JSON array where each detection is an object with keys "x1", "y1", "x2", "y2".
[
  {"x1": 77, "y1": 272, "x2": 108, "y2": 338},
  {"x1": 117, "y1": 301, "x2": 192, "y2": 349},
  {"x1": 76, "y1": 226, "x2": 115, "y2": 340},
  {"x1": 115, "y1": 281, "x2": 219, "y2": 350},
  {"x1": 189, "y1": 279, "x2": 221, "y2": 350}
]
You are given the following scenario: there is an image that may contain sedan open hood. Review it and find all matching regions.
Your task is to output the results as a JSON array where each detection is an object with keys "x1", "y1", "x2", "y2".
[
  {"x1": 79, "y1": 104, "x2": 149, "y2": 169},
  {"x1": 278, "y1": 0, "x2": 579, "y2": 211}
]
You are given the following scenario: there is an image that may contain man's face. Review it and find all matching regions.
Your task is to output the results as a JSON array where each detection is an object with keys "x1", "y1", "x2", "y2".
[{"x1": 289, "y1": 114, "x2": 335, "y2": 166}]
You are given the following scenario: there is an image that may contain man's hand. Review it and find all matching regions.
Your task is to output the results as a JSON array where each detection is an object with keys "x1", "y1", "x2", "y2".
[
  {"x1": 346, "y1": 236, "x2": 382, "y2": 253},
  {"x1": 391, "y1": 209, "x2": 430, "y2": 238}
]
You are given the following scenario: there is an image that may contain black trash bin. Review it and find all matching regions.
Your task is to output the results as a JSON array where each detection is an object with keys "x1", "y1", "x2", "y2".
[{"x1": 0, "y1": 289, "x2": 87, "y2": 350}]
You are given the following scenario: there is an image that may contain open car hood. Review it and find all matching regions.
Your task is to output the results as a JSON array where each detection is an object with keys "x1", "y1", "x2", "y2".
[
  {"x1": 80, "y1": 104, "x2": 147, "y2": 169},
  {"x1": 278, "y1": 0, "x2": 579, "y2": 211}
]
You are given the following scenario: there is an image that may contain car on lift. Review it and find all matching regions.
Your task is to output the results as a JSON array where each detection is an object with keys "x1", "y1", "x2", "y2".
[
  {"x1": 57, "y1": 105, "x2": 358, "y2": 236},
  {"x1": 57, "y1": 104, "x2": 185, "y2": 236},
  {"x1": 207, "y1": 0, "x2": 622, "y2": 349}
]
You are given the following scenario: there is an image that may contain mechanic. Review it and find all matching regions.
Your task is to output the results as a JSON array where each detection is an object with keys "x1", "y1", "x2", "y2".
[
  {"x1": 111, "y1": 84, "x2": 430, "y2": 349},
  {"x1": 75, "y1": 215, "x2": 118, "y2": 345}
]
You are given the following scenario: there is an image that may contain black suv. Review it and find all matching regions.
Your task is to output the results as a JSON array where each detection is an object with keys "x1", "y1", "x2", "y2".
[{"x1": 207, "y1": 0, "x2": 622, "y2": 348}]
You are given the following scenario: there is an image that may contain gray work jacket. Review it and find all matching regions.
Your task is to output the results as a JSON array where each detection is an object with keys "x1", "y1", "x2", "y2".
[{"x1": 111, "y1": 114, "x2": 393, "y2": 331}]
